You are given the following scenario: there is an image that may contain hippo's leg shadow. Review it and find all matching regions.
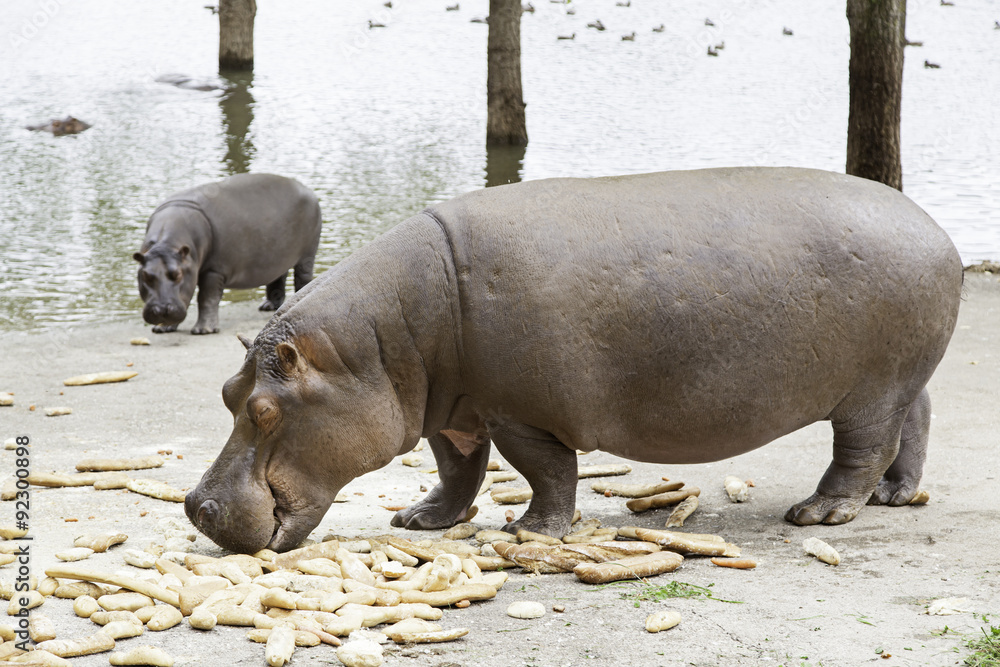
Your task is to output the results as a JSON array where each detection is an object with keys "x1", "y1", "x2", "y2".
[
  {"x1": 489, "y1": 422, "x2": 578, "y2": 538},
  {"x1": 785, "y1": 402, "x2": 912, "y2": 525},
  {"x1": 867, "y1": 388, "x2": 929, "y2": 506},
  {"x1": 192, "y1": 270, "x2": 225, "y2": 335},
  {"x1": 391, "y1": 432, "x2": 491, "y2": 530},
  {"x1": 260, "y1": 273, "x2": 287, "y2": 311},
  {"x1": 293, "y1": 257, "x2": 315, "y2": 292}
]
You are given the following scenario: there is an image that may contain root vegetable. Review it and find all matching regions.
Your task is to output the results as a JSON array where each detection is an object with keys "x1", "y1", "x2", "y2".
[
  {"x1": 664, "y1": 495, "x2": 699, "y2": 528},
  {"x1": 97, "y1": 592, "x2": 154, "y2": 612},
  {"x1": 909, "y1": 489, "x2": 930, "y2": 505},
  {"x1": 265, "y1": 625, "x2": 296, "y2": 667},
  {"x1": 645, "y1": 610, "x2": 681, "y2": 633},
  {"x1": 101, "y1": 620, "x2": 143, "y2": 639},
  {"x1": 441, "y1": 523, "x2": 478, "y2": 541},
  {"x1": 400, "y1": 583, "x2": 497, "y2": 607},
  {"x1": 247, "y1": 628, "x2": 320, "y2": 647},
  {"x1": 6, "y1": 649, "x2": 74, "y2": 665},
  {"x1": 109, "y1": 646, "x2": 174, "y2": 666},
  {"x1": 591, "y1": 480, "x2": 683, "y2": 497},
  {"x1": 476, "y1": 473, "x2": 495, "y2": 497},
  {"x1": 88, "y1": 611, "x2": 142, "y2": 627},
  {"x1": 24, "y1": 473, "x2": 97, "y2": 488},
  {"x1": 506, "y1": 601, "x2": 545, "y2": 619},
  {"x1": 261, "y1": 588, "x2": 299, "y2": 610},
  {"x1": 44, "y1": 407, "x2": 72, "y2": 417},
  {"x1": 270, "y1": 540, "x2": 341, "y2": 571},
  {"x1": 129, "y1": 338, "x2": 150, "y2": 346},
  {"x1": 76, "y1": 457, "x2": 162, "y2": 472},
  {"x1": 724, "y1": 476, "x2": 749, "y2": 502},
  {"x1": 125, "y1": 479, "x2": 185, "y2": 503},
  {"x1": 711, "y1": 558, "x2": 757, "y2": 569},
  {"x1": 0, "y1": 526, "x2": 28, "y2": 539},
  {"x1": 188, "y1": 608, "x2": 217, "y2": 630},
  {"x1": 55, "y1": 547, "x2": 94, "y2": 562},
  {"x1": 400, "y1": 453, "x2": 422, "y2": 467},
  {"x1": 492, "y1": 542, "x2": 583, "y2": 574},
  {"x1": 490, "y1": 486, "x2": 532, "y2": 504},
  {"x1": 573, "y1": 551, "x2": 684, "y2": 584},
  {"x1": 144, "y1": 605, "x2": 183, "y2": 631},
  {"x1": 92, "y1": 472, "x2": 130, "y2": 490},
  {"x1": 36, "y1": 632, "x2": 116, "y2": 657},
  {"x1": 626, "y1": 487, "x2": 701, "y2": 512},
  {"x1": 388, "y1": 627, "x2": 469, "y2": 643},
  {"x1": 335, "y1": 548, "x2": 376, "y2": 587},
  {"x1": 123, "y1": 550, "x2": 156, "y2": 569},
  {"x1": 516, "y1": 530, "x2": 562, "y2": 546},
  {"x1": 802, "y1": 537, "x2": 840, "y2": 565},
  {"x1": 154, "y1": 559, "x2": 193, "y2": 584},
  {"x1": 296, "y1": 557, "x2": 341, "y2": 578},
  {"x1": 215, "y1": 605, "x2": 260, "y2": 626},
  {"x1": 632, "y1": 528, "x2": 741, "y2": 557},
  {"x1": 336, "y1": 638, "x2": 383, "y2": 667},
  {"x1": 378, "y1": 544, "x2": 418, "y2": 567},
  {"x1": 38, "y1": 577, "x2": 60, "y2": 596},
  {"x1": 422, "y1": 554, "x2": 462, "y2": 592},
  {"x1": 54, "y1": 582, "x2": 109, "y2": 600},
  {"x1": 8, "y1": 590, "x2": 44, "y2": 614},
  {"x1": 577, "y1": 464, "x2": 633, "y2": 478},
  {"x1": 45, "y1": 564, "x2": 180, "y2": 607},
  {"x1": 618, "y1": 526, "x2": 724, "y2": 543},
  {"x1": 63, "y1": 371, "x2": 138, "y2": 386},
  {"x1": 28, "y1": 613, "x2": 56, "y2": 642}
]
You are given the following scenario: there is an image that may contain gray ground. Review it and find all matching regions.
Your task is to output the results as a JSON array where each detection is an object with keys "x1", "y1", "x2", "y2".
[{"x1": 1, "y1": 274, "x2": 998, "y2": 667}]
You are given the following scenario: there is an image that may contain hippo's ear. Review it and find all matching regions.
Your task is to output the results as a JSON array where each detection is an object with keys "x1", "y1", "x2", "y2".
[
  {"x1": 237, "y1": 334, "x2": 252, "y2": 350},
  {"x1": 132, "y1": 252, "x2": 146, "y2": 265},
  {"x1": 275, "y1": 341, "x2": 307, "y2": 376}
]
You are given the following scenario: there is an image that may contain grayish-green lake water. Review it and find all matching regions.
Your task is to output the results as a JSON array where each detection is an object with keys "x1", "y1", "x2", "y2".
[{"x1": 1, "y1": 0, "x2": 997, "y2": 331}]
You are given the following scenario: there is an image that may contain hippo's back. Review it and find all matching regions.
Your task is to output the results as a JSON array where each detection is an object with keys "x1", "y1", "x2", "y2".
[{"x1": 427, "y1": 168, "x2": 962, "y2": 462}]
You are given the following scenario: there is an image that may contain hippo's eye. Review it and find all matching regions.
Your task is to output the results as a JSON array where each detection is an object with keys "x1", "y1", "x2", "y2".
[
  {"x1": 166, "y1": 270, "x2": 181, "y2": 283},
  {"x1": 248, "y1": 395, "x2": 281, "y2": 437},
  {"x1": 140, "y1": 270, "x2": 156, "y2": 284}
]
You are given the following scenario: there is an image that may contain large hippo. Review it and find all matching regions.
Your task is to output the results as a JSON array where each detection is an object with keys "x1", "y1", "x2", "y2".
[
  {"x1": 185, "y1": 168, "x2": 962, "y2": 554},
  {"x1": 134, "y1": 173, "x2": 322, "y2": 334}
]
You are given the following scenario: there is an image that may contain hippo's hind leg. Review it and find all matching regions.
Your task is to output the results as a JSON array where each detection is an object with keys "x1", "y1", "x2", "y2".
[
  {"x1": 868, "y1": 388, "x2": 930, "y2": 506},
  {"x1": 785, "y1": 403, "x2": 910, "y2": 525},
  {"x1": 391, "y1": 431, "x2": 490, "y2": 530},
  {"x1": 489, "y1": 422, "x2": 578, "y2": 538},
  {"x1": 293, "y1": 256, "x2": 315, "y2": 292},
  {"x1": 260, "y1": 274, "x2": 286, "y2": 311}
]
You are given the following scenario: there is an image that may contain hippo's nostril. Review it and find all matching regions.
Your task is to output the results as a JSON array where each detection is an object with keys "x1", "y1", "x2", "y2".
[{"x1": 196, "y1": 499, "x2": 220, "y2": 532}]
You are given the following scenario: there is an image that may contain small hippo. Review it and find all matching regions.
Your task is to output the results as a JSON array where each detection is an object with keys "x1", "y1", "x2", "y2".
[
  {"x1": 185, "y1": 168, "x2": 962, "y2": 554},
  {"x1": 134, "y1": 173, "x2": 321, "y2": 334},
  {"x1": 26, "y1": 116, "x2": 91, "y2": 135}
]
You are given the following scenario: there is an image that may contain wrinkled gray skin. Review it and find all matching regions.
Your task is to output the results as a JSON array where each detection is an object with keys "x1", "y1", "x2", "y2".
[
  {"x1": 134, "y1": 173, "x2": 321, "y2": 334},
  {"x1": 185, "y1": 168, "x2": 962, "y2": 554}
]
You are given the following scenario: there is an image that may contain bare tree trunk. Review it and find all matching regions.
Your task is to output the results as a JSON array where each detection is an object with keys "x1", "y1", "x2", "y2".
[
  {"x1": 487, "y1": 0, "x2": 527, "y2": 147},
  {"x1": 219, "y1": 0, "x2": 256, "y2": 71},
  {"x1": 846, "y1": 0, "x2": 905, "y2": 191}
]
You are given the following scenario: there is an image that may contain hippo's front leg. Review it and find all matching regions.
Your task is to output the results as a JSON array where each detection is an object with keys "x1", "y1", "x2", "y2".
[
  {"x1": 391, "y1": 431, "x2": 491, "y2": 530},
  {"x1": 489, "y1": 422, "x2": 578, "y2": 538},
  {"x1": 192, "y1": 271, "x2": 224, "y2": 335}
]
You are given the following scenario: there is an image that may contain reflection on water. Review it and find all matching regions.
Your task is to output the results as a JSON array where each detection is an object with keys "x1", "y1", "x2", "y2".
[
  {"x1": 0, "y1": 0, "x2": 997, "y2": 331},
  {"x1": 219, "y1": 70, "x2": 255, "y2": 175},
  {"x1": 485, "y1": 145, "x2": 526, "y2": 188}
]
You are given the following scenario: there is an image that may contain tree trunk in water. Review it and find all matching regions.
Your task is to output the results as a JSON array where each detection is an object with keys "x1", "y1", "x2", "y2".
[
  {"x1": 846, "y1": 0, "x2": 905, "y2": 191},
  {"x1": 219, "y1": 0, "x2": 256, "y2": 71},
  {"x1": 487, "y1": 0, "x2": 528, "y2": 147}
]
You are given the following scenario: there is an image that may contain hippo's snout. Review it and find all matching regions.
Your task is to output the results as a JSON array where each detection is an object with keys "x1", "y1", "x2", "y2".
[{"x1": 142, "y1": 300, "x2": 186, "y2": 326}]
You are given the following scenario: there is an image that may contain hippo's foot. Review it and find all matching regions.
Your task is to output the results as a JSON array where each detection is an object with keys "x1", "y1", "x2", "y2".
[
  {"x1": 152, "y1": 323, "x2": 178, "y2": 334},
  {"x1": 391, "y1": 485, "x2": 474, "y2": 530},
  {"x1": 259, "y1": 297, "x2": 283, "y2": 312},
  {"x1": 191, "y1": 324, "x2": 220, "y2": 335},
  {"x1": 867, "y1": 478, "x2": 920, "y2": 506},
  {"x1": 503, "y1": 510, "x2": 574, "y2": 538},
  {"x1": 784, "y1": 494, "x2": 866, "y2": 525}
]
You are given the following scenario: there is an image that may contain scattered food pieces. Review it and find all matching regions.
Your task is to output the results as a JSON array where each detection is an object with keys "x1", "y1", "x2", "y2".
[
  {"x1": 591, "y1": 480, "x2": 683, "y2": 498},
  {"x1": 724, "y1": 475, "x2": 750, "y2": 502},
  {"x1": 126, "y1": 479, "x2": 186, "y2": 503},
  {"x1": 0, "y1": 393, "x2": 13, "y2": 407},
  {"x1": 909, "y1": 490, "x2": 930, "y2": 505},
  {"x1": 63, "y1": 371, "x2": 138, "y2": 386},
  {"x1": 336, "y1": 638, "x2": 383, "y2": 667},
  {"x1": 802, "y1": 537, "x2": 840, "y2": 565},
  {"x1": 573, "y1": 551, "x2": 684, "y2": 584},
  {"x1": 664, "y1": 495, "x2": 699, "y2": 528},
  {"x1": 926, "y1": 597, "x2": 971, "y2": 615},
  {"x1": 55, "y1": 547, "x2": 95, "y2": 562},
  {"x1": 400, "y1": 453, "x2": 422, "y2": 467},
  {"x1": 491, "y1": 486, "x2": 532, "y2": 504},
  {"x1": 109, "y1": 645, "x2": 174, "y2": 666},
  {"x1": 711, "y1": 557, "x2": 757, "y2": 569},
  {"x1": 129, "y1": 337, "x2": 151, "y2": 346},
  {"x1": 45, "y1": 407, "x2": 73, "y2": 417},
  {"x1": 577, "y1": 464, "x2": 632, "y2": 478},
  {"x1": 626, "y1": 487, "x2": 701, "y2": 513},
  {"x1": 645, "y1": 610, "x2": 681, "y2": 633},
  {"x1": 76, "y1": 456, "x2": 163, "y2": 472},
  {"x1": 506, "y1": 600, "x2": 545, "y2": 619}
]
